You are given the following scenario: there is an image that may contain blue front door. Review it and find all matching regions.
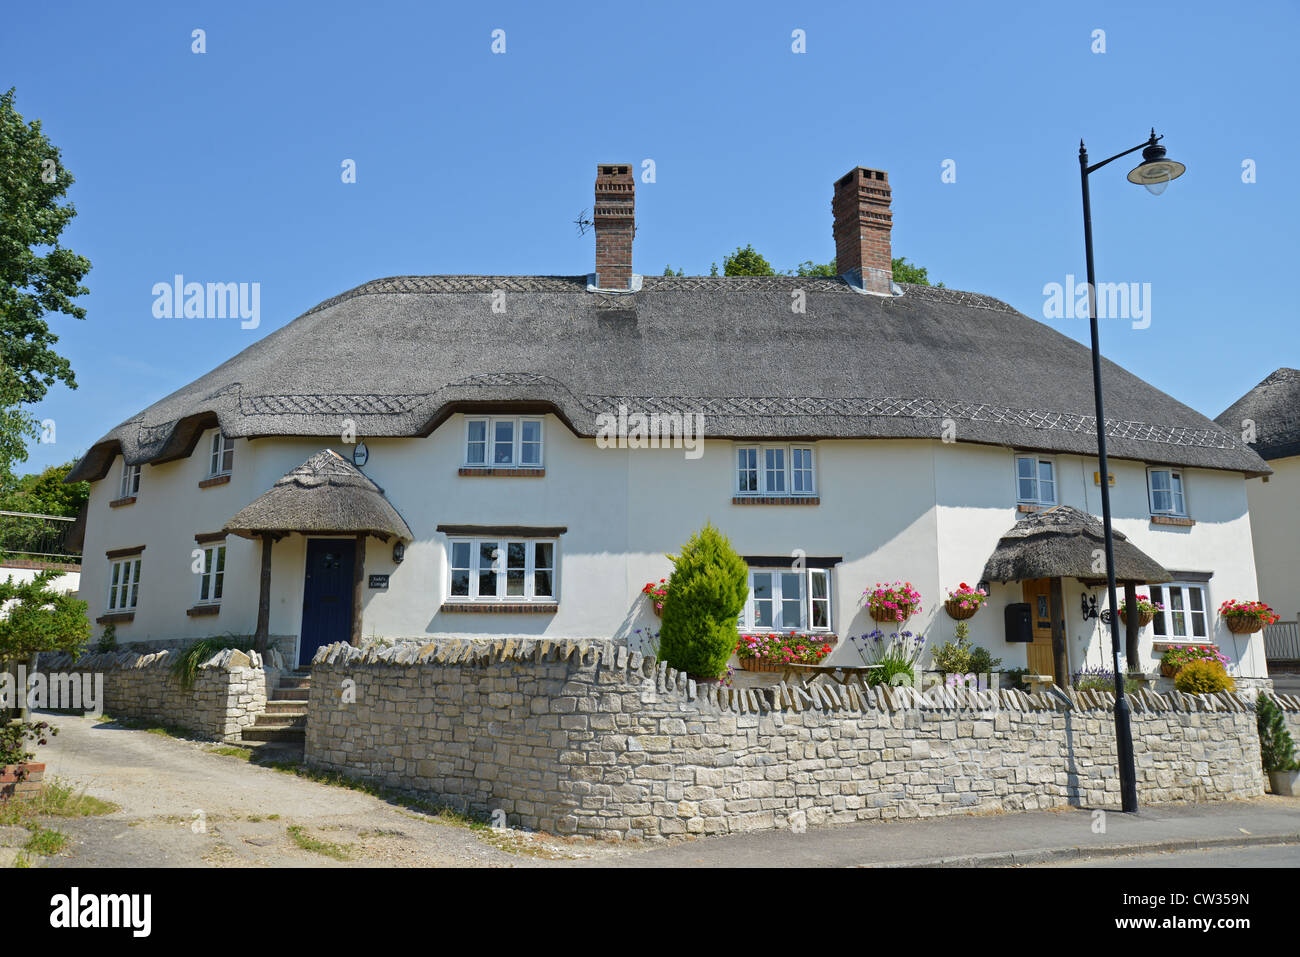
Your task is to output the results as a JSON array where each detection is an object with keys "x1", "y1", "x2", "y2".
[{"x1": 299, "y1": 538, "x2": 356, "y2": 666}]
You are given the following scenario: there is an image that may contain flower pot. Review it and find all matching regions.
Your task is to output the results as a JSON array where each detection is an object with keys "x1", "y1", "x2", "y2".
[
  {"x1": 651, "y1": 602, "x2": 662, "y2": 617},
  {"x1": 1159, "y1": 660, "x2": 1180, "y2": 678},
  {"x1": 738, "y1": 657, "x2": 781, "y2": 673},
  {"x1": 1268, "y1": 769, "x2": 1300, "y2": 796},
  {"x1": 1119, "y1": 608, "x2": 1155, "y2": 627},
  {"x1": 943, "y1": 598, "x2": 978, "y2": 620},
  {"x1": 1225, "y1": 615, "x2": 1263, "y2": 635}
]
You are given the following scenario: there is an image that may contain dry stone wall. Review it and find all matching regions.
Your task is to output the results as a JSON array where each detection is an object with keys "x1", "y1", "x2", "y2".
[
  {"x1": 304, "y1": 639, "x2": 1293, "y2": 841},
  {"x1": 39, "y1": 648, "x2": 268, "y2": 742}
]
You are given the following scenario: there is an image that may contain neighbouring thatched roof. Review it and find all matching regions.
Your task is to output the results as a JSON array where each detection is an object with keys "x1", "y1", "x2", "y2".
[
  {"x1": 981, "y1": 505, "x2": 1171, "y2": 585},
  {"x1": 223, "y1": 449, "x2": 413, "y2": 541},
  {"x1": 67, "y1": 275, "x2": 1269, "y2": 483},
  {"x1": 1215, "y1": 368, "x2": 1300, "y2": 461}
]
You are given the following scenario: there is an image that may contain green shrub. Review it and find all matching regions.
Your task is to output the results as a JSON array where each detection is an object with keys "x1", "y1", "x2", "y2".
[
  {"x1": 170, "y1": 635, "x2": 256, "y2": 689},
  {"x1": 95, "y1": 622, "x2": 117, "y2": 654},
  {"x1": 968, "y1": 645, "x2": 1002, "y2": 674},
  {"x1": 657, "y1": 523, "x2": 748, "y2": 680},
  {"x1": 1000, "y1": 668, "x2": 1030, "y2": 691},
  {"x1": 1257, "y1": 693, "x2": 1300, "y2": 772},
  {"x1": 867, "y1": 653, "x2": 915, "y2": 689},
  {"x1": 1173, "y1": 659, "x2": 1235, "y2": 694}
]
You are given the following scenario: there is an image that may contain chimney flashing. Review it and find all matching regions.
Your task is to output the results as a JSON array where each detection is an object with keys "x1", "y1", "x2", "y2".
[{"x1": 587, "y1": 273, "x2": 643, "y2": 294}]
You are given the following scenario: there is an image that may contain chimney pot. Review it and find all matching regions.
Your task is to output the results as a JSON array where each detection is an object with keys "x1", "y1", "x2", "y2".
[
  {"x1": 594, "y1": 163, "x2": 635, "y2": 290},
  {"x1": 832, "y1": 166, "x2": 893, "y2": 295}
]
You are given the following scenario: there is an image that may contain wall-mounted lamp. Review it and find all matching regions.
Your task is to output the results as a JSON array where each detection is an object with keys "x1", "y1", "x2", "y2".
[
  {"x1": 977, "y1": 580, "x2": 990, "y2": 594},
  {"x1": 392, "y1": 541, "x2": 405, "y2": 564}
]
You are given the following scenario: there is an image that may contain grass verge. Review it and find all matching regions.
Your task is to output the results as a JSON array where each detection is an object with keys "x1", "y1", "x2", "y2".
[{"x1": 286, "y1": 824, "x2": 353, "y2": 861}]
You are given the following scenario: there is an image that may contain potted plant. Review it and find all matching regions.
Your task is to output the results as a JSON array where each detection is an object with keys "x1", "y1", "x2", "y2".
[
  {"x1": 865, "y1": 581, "x2": 922, "y2": 623},
  {"x1": 0, "y1": 720, "x2": 56, "y2": 801},
  {"x1": 1218, "y1": 599, "x2": 1279, "y2": 635},
  {"x1": 641, "y1": 579, "x2": 668, "y2": 616},
  {"x1": 735, "y1": 632, "x2": 833, "y2": 672},
  {"x1": 848, "y1": 630, "x2": 927, "y2": 688},
  {"x1": 943, "y1": 583, "x2": 987, "y2": 620},
  {"x1": 1118, "y1": 594, "x2": 1162, "y2": 628},
  {"x1": 1158, "y1": 643, "x2": 1228, "y2": 678},
  {"x1": 1257, "y1": 693, "x2": 1300, "y2": 796}
]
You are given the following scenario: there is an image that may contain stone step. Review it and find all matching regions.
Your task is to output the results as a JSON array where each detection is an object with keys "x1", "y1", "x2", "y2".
[
  {"x1": 265, "y1": 700, "x2": 308, "y2": 714},
  {"x1": 276, "y1": 687, "x2": 311, "y2": 701},
  {"x1": 241, "y1": 726, "x2": 305, "y2": 744},
  {"x1": 277, "y1": 675, "x2": 313, "y2": 689},
  {"x1": 251, "y1": 713, "x2": 306, "y2": 730}
]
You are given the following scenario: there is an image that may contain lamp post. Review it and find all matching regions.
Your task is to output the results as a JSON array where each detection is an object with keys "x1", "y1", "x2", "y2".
[{"x1": 1078, "y1": 129, "x2": 1185, "y2": 814}]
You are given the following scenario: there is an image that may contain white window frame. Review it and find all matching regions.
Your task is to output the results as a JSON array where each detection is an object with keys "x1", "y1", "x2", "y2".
[
  {"x1": 209, "y1": 432, "x2": 234, "y2": 477},
  {"x1": 196, "y1": 543, "x2": 226, "y2": 605},
  {"x1": 1014, "y1": 454, "x2": 1057, "y2": 506},
  {"x1": 739, "y1": 566, "x2": 833, "y2": 633},
  {"x1": 107, "y1": 556, "x2": 141, "y2": 612},
  {"x1": 119, "y1": 462, "x2": 141, "y2": 499},
  {"x1": 463, "y1": 416, "x2": 544, "y2": 468},
  {"x1": 1147, "y1": 467, "x2": 1187, "y2": 517},
  {"x1": 446, "y1": 538, "x2": 557, "y2": 602},
  {"x1": 1148, "y1": 582, "x2": 1210, "y2": 641},
  {"x1": 734, "y1": 444, "x2": 816, "y2": 496}
]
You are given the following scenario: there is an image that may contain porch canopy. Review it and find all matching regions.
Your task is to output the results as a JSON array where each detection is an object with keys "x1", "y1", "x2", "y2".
[
  {"x1": 981, "y1": 505, "x2": 1171, "y2": 586},
  {"x1": 224, "y1": 449, "x2": 412, "y2": 542},
  {"x1": 223, "y1": 449, "x2": 412, "y2": 655}
]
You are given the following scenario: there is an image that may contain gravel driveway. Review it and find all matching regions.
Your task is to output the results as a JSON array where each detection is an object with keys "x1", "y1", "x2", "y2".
[{"x1": 32, "y1": 712, "x2": 608, "y2": 867}]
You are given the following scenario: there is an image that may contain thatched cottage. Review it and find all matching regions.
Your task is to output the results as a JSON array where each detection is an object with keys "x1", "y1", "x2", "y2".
[{"x1": 67, "y1": 164, "x2": 1272, "y2": 685}]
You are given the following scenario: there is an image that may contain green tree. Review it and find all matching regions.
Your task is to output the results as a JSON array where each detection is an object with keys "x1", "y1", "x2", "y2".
[
  {"x1": 722, "y1": 244, "x2": 777, "y2": 276},
  {"x1": 662, "y1": 265, "x2": 685, "y2": 276},
  {"x1": 0, "y1": 88, "x2": 90, "y2": 406},
  {"x1": 0, "y1": 569, "x2": 91, "y2": 720},
  {"x1": 657, "y1": 522, "x2": 749, "y2": 679},
  {"x1": 0, "y1": 360, "x2": 39, "y2": 482},
  {"x1": 1258, "y1": 693, "x2": 1299, "y2": 772},
  {"x1": 0, "y1": 460, "x2": 89, "y2": 517},
  {"x1": 789, "y1": 255, "x2": 942, "y2": 286}
]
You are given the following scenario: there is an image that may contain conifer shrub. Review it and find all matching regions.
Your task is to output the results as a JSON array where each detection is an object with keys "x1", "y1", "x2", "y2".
[
  {"x1": 1173, "y1": 659, "x2": 1235, "y2": 694},
  {"x1": 1257, "y1": 693, "x2": 1299, "y2": 772},
  {"x1": 657, "y1": 523, "x2": 748, "y2": 680}
]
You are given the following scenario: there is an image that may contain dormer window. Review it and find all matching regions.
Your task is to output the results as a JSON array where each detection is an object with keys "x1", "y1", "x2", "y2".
[
  {"x1": 1147, "y1": 468, "x2": 1187, "y2": 517},
  {"x1": 209, "y1": 432, "x2": 234, "y2": 477},
  {"x1": 119, "y1": 463, "x2": 141, "y2": 500},
  {"x1": 1015, "y1": 454, "x2": 1056, "y2": 506},
  {"x1": 465, "y1": 417, "x2": 543, "y2": 468}
]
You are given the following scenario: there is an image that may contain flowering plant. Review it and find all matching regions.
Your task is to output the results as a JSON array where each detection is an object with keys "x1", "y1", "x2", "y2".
[
  {"x1": 1160, "y1": 644, "x2": 1229, "y2": 670},
  {"x1": 1072, "y1": 666, "x2": 1115, "y2": 693},
  {"x1": 735, "y1": 632, "x2": 832, "y2": 665},
  {"x1": 1118, "y1": 594, "x2": 1163, "y2": 615},
  {"x1": 865, "y1": 581, "x2": 923, "y2": 621},
  {"x1": 848, "y1": 630, "x2": 927, "y2": 668},
  {"x1": 642, "y1": 578, "x2": 669, "y2": 613},
  {"x1": 944, "y1": 583, "x2": 988, "y2": 612},
  {"x1": 1218, "y1": 599, "x2": 1279, "y2": 626}
]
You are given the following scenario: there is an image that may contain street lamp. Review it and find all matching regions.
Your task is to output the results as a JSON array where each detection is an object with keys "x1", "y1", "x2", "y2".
[{"x1": 1078, "y1": 128, "x2": 1185, "y2": 814}]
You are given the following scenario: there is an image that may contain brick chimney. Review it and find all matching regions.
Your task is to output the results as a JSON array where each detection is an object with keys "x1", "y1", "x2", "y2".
[
  {"x1": 593, "y1": 163, "x2": 635, "y2": 290},
  {"x1": 832, "y1": 167, "x2": 892, "y2": 295}
]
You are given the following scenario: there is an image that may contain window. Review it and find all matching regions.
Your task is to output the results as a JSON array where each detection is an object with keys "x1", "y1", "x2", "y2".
[
  {"x1": 209, "y1": 432, "x2": 234, "y2": 477},
  {"x1": 1149, "y1": 583, "x2": 1209, "y2": 639},
  {"x1": 739, "y1": 566, "x2": 832, "y2": 632},
  {"x1": 107, "y1": 557, "x2": 141, "y2": 611},
  {"x1": 735, "y1": 445, "x2": 816, "y2": 496},
  {"x1": 1015, "y1": 454, "x2": 1056, "y2": 506},
  {"x1": 197, "y1": 544, "x2": 225, "y2": 604},
  {"x1": 119, "y1": 463, "x2": 141, "y2": 499},
  {"x1": 465, "y1": 417, "x2": 544, "y2": 468},
  {"x1": 447, "y1": 538, "x2": 556, "y2": 601},
  {"x1": 1147, "y1": 468, "x2": 1187, "y2": 516}
]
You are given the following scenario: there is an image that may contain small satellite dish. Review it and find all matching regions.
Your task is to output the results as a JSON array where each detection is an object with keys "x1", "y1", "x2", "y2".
[{"x1": 352, "y1": 441, "x2": 369, "y2": 467}]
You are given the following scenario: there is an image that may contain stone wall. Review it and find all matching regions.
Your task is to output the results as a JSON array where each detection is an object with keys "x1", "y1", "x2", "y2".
[
  {"x1": 305, "y1": 640, "x2": 1297, "y2": 841},
  {"x1": 39, "y1": 648, "x2": 268, "y2": 743}
]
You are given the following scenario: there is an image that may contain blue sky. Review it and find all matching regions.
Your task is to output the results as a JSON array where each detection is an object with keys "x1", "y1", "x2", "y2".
[{"x1": 5, "y1": 0, "x2": 1297, "y2": 474}]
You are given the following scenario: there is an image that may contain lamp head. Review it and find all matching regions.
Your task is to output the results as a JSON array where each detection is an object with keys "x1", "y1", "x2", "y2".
[{"x1": 1127, "y1": 130, "x2": 1186, "y2": 195}]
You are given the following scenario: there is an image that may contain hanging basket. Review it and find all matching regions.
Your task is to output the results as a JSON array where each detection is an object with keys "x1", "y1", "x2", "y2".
[
  {"x1": 1225, "y1": 615, "x2": 1264, "y2": 635},
  {"x1": 869, "y1": 607, "x2": 914, "y2": 624},
  {"x1": 1160, "y1": 660, "x2": 1180, "y2": 678},
  {"x1": 651, "y1": 601, "x2": 663, "y2": 618},
  {"x1": 738, "y1": 657, "x2": 782, "y2": 673},
  {"x1": 943, "y1": 598, "x2": 979, "y2": 621},
  {"x1": 1119, "y1": 608, "x2": 1155, "y2": 628}
]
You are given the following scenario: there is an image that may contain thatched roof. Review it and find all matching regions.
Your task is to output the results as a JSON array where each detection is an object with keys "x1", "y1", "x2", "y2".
[
  {"x1": 67, "y1": 275, "x2": 1268, "y2": 483},
  {"x1": 981, "y1": 505, "x2": 1171, "y2": 585},
  {"x1": 223, "y1": 449, "x2": 412, "y2": 541},
  {"x1": 1215, "y1": 368, "x2": 1300, "y2": 461}
]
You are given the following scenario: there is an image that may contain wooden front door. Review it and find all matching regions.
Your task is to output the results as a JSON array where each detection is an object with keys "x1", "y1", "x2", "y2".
[
  {"x1": 1022, "y1": 578, "x2": 1057, "y2": 676},
  {"x1": 299, "y1": 539, "x2": 356, "y2": 666}
]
